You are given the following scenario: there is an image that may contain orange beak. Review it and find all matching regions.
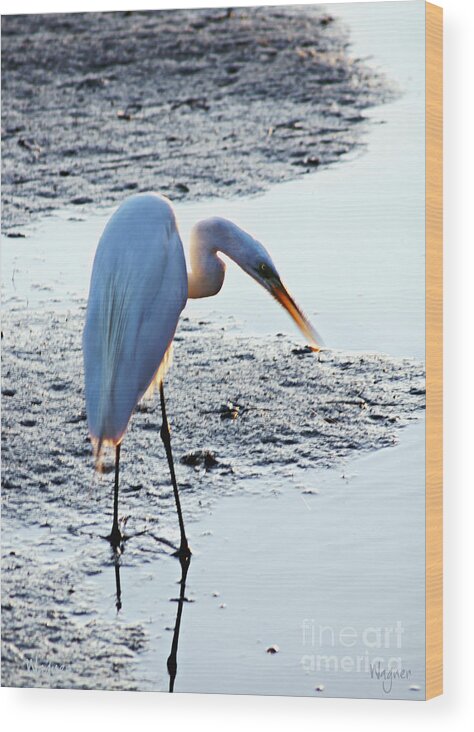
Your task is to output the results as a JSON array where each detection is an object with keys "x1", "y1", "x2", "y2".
[{"x1": 270, "y1": 279, "x2": 324, "y2": 351}]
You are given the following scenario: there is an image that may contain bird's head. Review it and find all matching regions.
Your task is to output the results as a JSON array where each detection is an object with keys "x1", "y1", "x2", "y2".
[
  {"x1": 244, "y1": 242, "x2": 323, "y2": 351},
  {"x1": 207, "y1": 218, "x2": 323, "y2": 350}
]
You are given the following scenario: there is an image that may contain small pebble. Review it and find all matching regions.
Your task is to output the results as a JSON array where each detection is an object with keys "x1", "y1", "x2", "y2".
[
  {"x1": 219, "y1": 603, "x2": 226, "y2": 609},
  {"x1": 266, "y1": 645, "x2": 280, "y2": 654},
  {"x1": 410, "y1": 684, "x2": 421, "y2": 692},
  {"x1": 315, "y1": 684, "x2": 325, "y2": 692},
  {"x1": 302, "y1": 156, "x2": 320, "y2": 167}
]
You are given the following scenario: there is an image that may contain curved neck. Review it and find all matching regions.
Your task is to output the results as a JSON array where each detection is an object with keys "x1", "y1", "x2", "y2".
[
  {"x1": 187, "y1": 245, "x2": 225, "y2": 299},
  {"x1": 187, "y1": 218, "x2": 251, "y2": 300}
]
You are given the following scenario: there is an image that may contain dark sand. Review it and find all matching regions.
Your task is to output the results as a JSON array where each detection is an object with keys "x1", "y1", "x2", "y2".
[
  {"x1": 1, "y1": 307, "x2": 424, "y2": 689},
  {"x1": 1, "y1": 5, "x2": 393, "y2": 231}
]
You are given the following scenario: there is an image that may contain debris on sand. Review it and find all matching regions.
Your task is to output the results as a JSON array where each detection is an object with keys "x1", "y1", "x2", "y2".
[
  {"x1": 181, "y1": 450, "x2": 219, "y2": 471},
  {"x1": 219, "y1": 402, "x2": 242, "y2": 420}
]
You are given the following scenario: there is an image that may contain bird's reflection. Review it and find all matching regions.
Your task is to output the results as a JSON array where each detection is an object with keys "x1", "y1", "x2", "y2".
[
  {"x1": 111, "y1": 549, "x2": 191, "y2": 692},
  {"x1": 167, "y1": 553, "x2": 191, "y2": 693},
  {"x1": 113, "y1": 559, "x2": 122, "y2": 612}
]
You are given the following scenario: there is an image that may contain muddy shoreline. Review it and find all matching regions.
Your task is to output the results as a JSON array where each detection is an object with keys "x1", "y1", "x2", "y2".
[
  {"x1": 1, "y1": 306, "x2": 424, "y2": 689},
  {"x1": 1, "y1": 5, "x2": 393, "y2": 231}
]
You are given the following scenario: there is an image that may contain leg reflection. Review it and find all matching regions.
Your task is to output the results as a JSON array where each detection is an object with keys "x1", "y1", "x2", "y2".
[
  {"x1": 110, "y1": 548, "x2": 191, "y2": 691},
  {"x1": 167, "y1": 553, "x2": 191, "y2": 692},
  {"x1": 114, "y1": 559, "x2": 122, "y2": 612}
]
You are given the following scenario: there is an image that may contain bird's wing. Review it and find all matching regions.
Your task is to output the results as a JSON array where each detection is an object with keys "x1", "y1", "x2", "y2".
[{"x1": 83, "y1": 194, "x2": 188, "y2": 445}]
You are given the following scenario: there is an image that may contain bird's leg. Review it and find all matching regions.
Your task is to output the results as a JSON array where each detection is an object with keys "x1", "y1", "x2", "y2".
[
  {"x1": 108, "y1": 443, "x2": 123, "y2": 552},
  {"x1": 159, "y1": 382, "x2": 191, "y2": 560}
]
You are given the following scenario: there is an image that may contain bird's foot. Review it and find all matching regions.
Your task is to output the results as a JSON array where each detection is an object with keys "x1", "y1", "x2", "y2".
[
  {"x1": 102, "y1": 525, "x2": 150, "y2": 552},
  {"x1": 100, "y1": 522, "x2": 125, "y2": 554},
  {"x1": 108, "y1": 525, "x2": 124, "y2": 554},
  {"x1": 173, "y1": 541, "x2": 192, "y2": 567}
]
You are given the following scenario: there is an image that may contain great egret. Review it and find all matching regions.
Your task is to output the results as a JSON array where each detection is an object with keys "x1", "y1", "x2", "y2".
[{"x1": 83, "y1": 193, "x2": 322, "y2": 558}]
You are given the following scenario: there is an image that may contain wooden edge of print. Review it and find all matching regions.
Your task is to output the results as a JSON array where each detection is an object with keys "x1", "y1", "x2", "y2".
[{"x1": 425, "y1": 1, "x2": 443, "y2": 701}]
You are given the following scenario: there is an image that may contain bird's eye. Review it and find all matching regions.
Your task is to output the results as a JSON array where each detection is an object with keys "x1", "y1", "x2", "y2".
[{"x1": 258, "y1": 262, "x2": 270, "y2": 278}]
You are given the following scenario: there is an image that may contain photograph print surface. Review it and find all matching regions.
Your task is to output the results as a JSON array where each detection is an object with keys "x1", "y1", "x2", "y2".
[{"x1": 1, "y1": 1, "x2": 428, "y2": 698}]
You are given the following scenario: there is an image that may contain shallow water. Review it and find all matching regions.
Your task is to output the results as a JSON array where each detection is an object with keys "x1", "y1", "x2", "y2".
[
  {"x1": 152, "y1": 419, "x2": 426, "y2": 699},
  {"x1": 1, "y1": 1, "x2": 427, "y2": 699}
]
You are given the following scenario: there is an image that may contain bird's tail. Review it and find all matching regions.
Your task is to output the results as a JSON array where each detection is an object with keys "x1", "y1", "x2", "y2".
[
  {"x1": 91, "y1": 435, "x2": 122, "y2": 473},
  {"x1": 85, "y1": 274, "x2": 129, "y2": 471},
  {"x1": 89, "y1": 347, "x2": 173, "y2": 473},
  {"x1": 93, "y1": 437, "x2": 104, "y2": 473}
]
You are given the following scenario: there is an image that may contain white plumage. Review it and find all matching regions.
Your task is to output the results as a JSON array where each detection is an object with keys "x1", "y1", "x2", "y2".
[{"x1": 83, "y1": 193, "x2": 187, "y2": 450}]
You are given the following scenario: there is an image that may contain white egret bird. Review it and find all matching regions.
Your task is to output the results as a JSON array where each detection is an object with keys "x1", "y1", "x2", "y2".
[{"x1": 83, "y1": 193, "x2": 322, "y2": 558}]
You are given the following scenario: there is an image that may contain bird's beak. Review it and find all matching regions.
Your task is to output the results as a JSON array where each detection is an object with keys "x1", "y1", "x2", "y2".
[{"x1": 269, "y1": 278, "x2": 324, "y2": 351}]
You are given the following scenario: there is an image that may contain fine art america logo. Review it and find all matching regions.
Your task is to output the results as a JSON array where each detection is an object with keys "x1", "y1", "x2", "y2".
[{"x1": 301, "y1": 619, "x2": 412, "y2": 694}]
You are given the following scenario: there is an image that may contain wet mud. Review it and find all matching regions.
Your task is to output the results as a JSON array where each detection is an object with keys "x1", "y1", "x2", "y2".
[{"x1": 1, "y1": 5, "x2": 394, "y2": 230}]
